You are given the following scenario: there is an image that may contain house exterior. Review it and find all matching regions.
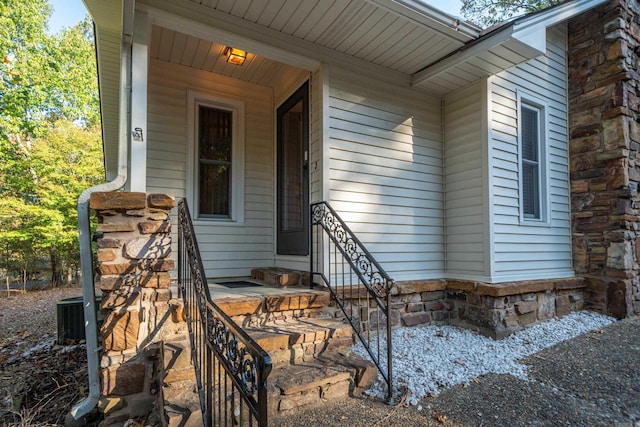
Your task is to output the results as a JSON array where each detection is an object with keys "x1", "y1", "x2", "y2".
[
  {"x1": 85, "y1": 0, "x2": 607, "y2": 283},
  {"x1": 76, "y1": 0, "x2": 640, "y2": 423}
]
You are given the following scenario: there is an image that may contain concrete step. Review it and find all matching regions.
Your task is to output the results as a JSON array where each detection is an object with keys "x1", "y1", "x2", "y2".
[
  {"x1": 267, "y1": 350, "x2": 378, "y2": 414},
  {"x1": 163, "y1": 378, "x2": 201, "y2": 427},
  {"x1": 245, "y1": 318, "x2": 354, "y2": 367},
  {"x1": 213, "y1": 289, "x2": 333, "y2": 321},
  {"x1": 162, "y1": 316, "x2": 377, "y2": 421}
]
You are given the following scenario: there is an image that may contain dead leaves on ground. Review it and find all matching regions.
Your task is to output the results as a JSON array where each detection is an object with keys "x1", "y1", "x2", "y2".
[
  {"x1": 433, "y1": 409, "x2": 447, "y2": 423},
  {"x1": 1, "y1": 341, "x2": 90, "y2": 425}
]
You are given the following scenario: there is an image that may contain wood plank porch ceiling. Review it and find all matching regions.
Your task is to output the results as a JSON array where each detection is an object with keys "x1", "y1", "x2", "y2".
[
  {"x1": 148, "y1": 0, "x2": 489, "y2": 93},
  {"x1": 186, "y1": 0, "x2": 473, "y2": 75}
]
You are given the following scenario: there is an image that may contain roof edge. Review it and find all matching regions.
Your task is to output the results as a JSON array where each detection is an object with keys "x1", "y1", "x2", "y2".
[
  {"x1": 411, "y1": 0, "x2": 608, "y2": 89},
  {"x1": 366, "y1": 0, "x2": 481, "y2": 42}
]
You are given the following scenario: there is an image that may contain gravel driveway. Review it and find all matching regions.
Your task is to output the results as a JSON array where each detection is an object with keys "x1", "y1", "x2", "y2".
[{"x1": 273, "y1": 316, "x2": 640, "y2": 427}]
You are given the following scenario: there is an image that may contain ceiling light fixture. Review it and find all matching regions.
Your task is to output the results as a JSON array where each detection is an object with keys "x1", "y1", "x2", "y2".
[{"x1": 224, "y1": 47, "x2": 247, "y2": 65}]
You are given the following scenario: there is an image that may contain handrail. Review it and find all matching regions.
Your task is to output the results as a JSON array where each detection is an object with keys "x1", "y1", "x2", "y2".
[
  {"x1": 310, "y1": 201, "x2": 394, "y2": 403},
  {"x1": 177, "y1": 199, "x2": 272, "y2": 426}
]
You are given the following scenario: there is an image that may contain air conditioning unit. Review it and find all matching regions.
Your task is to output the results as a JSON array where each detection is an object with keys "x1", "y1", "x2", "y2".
[{"x1": 56, "y1": 295, "x2": 103, "y2": 345}]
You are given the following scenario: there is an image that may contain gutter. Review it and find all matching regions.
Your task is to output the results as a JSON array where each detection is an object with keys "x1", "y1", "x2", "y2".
[
  {"x1": 366, "y1": 0, "x2": 481, "y2": 41},
  {"x1": 411, "y1": 0, "x2": 608, "y2": 88},
  {"x1": 71, "y1": 9, "x2": 132, "y2": 420}
]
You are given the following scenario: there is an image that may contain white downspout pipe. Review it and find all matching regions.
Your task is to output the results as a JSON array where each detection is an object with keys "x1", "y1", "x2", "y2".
[{"x1": 71, "y1": 17, "x2": 133, "y2": 420}]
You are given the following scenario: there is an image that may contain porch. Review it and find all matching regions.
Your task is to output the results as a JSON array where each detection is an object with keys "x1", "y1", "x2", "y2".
[
  {"x1": 90, "y1": 191, "x2": 594, "y2": 426},
  {"x1": 164, "y1": 275, "x2": 378, "y2": 426}
]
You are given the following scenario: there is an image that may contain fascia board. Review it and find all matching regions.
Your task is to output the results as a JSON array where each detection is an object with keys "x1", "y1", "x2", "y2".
[
  {"x1": 365, "y1": 0, "x2": 480, "y2": 42},
  {"x1": 411, "y1": 25, "x2": 514, "y2": 86},
  {"x1": 412, "y1": 0, "x2": 608, "y2": 88},
  {"x1": 509, "y1": 0, "x2": 608, "y2": 52},
  {"x1": 512, "y1": 0, "x2": 608, "y2": 37},
  {"x1": 83, "y1": 0, "x2": 122, "y2": 32},
  {"x1": 83, "y1": 0, "x2": 124, "y2": 180}
]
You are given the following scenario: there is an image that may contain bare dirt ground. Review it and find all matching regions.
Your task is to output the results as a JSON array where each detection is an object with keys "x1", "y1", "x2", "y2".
[{"x1": 0, "y1": 286, "x2": 100, "y2": 426}]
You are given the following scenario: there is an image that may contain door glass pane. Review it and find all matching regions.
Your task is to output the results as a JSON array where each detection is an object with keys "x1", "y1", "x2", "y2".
[
  {"x1": 277, "y1": 81, "x2": 309, "y2": 256},
  {"x1": 281, "y1": 100, "x2": 303, "y2": 231}
]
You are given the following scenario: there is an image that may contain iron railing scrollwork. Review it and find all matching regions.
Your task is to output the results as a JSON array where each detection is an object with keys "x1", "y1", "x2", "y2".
[
  {"x1": 178, "y1": 199, "x2": 272, "y2": 426},
  {"x1": 310, "y1": 201, "x2": 394, "y2": 402}
]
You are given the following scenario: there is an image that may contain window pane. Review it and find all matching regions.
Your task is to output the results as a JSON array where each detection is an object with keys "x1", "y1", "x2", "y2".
[
  {"x1": 522, "y1": 162, "x2": 539, "y2": 218},
  {"x1": 198, "y1": 105, "x2": 232, "y2": 217},
  {"x1": 199, "y1": 107, "x2": 231, "y2": 162},
  {"x1": 522, "y1": 107, "x2": 538, "y2": 162},
  {"x1": 199, "y1": 163, "x2": 230, "y2": 216}
]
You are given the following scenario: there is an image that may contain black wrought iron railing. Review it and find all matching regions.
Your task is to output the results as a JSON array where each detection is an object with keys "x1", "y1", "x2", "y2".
[
  {"x1": 310, "y1": 201, "x2": 394, "y2": 402},
  {"x1": 177, "y1": 199, "x2": 272, "y2": 426}
]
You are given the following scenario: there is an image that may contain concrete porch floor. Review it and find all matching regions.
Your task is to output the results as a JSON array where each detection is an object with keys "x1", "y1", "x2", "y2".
[{"x1": 207, "y1": 278, "x2": 322, "y2": 300}]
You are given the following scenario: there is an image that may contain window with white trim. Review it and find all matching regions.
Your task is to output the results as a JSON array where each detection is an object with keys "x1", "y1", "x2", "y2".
[
  {"x1": 519, "y1": 95, "x2": 547, "y2": 222},
  {"x1": 189, "y1": 92, "x2": 244, "y2": 223},
  {"x1": 198, "y1": 106, "x2": 232, "y2": 217}
]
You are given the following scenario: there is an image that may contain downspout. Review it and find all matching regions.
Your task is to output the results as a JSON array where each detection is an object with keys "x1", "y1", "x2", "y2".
[{"x1": 71, "y1": 17, "x2": 133, "y2": 420}]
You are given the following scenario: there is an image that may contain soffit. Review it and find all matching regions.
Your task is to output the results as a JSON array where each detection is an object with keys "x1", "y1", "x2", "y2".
[
  {"x1": 170, "y1": 0, "x2": 476, "y2": 76},
  {"x1": 411, "y1": 0, "x2": 609, "y2": 95},
  {"x1": 149, "y1": 25, "x2": 300, "y2": 88},
  {"x1": 83, "y1": 0, "x2": 123, "y2": 181}
]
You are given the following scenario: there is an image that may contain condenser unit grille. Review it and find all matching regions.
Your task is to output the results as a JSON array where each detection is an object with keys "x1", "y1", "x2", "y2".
[{"x1": 56, "y1": 296, "x2": 102, "y2": 345}]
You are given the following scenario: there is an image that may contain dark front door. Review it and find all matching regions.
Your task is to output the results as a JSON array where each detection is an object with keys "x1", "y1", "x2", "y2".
[{"x1": 277, "y1": 82, "x2": 309, "y2": 256}]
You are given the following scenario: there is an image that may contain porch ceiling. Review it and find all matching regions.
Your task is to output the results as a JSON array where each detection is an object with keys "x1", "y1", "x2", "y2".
[
  {"x1": 150, "y1": 25, "x2": 299, "y2": 87},
  {"x1": 181, "y1": 0, "x2": 478, "y2": 77}
]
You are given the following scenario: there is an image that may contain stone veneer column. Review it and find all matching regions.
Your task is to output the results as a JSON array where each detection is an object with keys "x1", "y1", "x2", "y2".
[
  {"x1": 569, "y1": 0, "x2": 640, "y2": 318},
  {"x1": 89, "y1": 192, "x2": 184, "y2": 423}
]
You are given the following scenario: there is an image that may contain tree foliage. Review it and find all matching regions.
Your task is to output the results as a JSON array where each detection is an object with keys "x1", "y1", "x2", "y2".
[
  {"x1": 0, "y1": 122, "x2": 103, "y2": 285},
  {"x1": 0, "y1": 0, "x2": 99, "y2": 137},
  {"x1": 461, "y1": 0, "x2": 563, "y2": 28},
  {"x1": 0, "y1": 0, "x2": 103, "y2": 286}
]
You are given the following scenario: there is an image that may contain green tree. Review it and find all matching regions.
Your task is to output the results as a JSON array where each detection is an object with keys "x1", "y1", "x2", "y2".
[
  {"x1": 461, "y1": 0, "x2": 562, "y2": 28},
  {"x1": 0, "y1": 123, "x2": 103, "y2": 286},
  {"x1": 0, "y1": 0, "x2": 103, "y2": 286},
  {"x1": 0, "y1": 199, "x2": 61, "y2": 290},
  {"x1": 0, "y1": 1, "x2": 98, "y2": 137},
  {"x1": 32, "y1": 122, "x2": 104, "y2": 284}
]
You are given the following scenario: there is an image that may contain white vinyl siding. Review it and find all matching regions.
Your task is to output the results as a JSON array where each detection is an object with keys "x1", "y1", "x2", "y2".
[
  {"x1": 488, "y1": 24, "x2": 573, "y2": 281},
  {"x1": 328, "y1": 67, "x2": 444, "y2": 281},
  {"x1": 443, "y1": 81, "x2": 487, "y2": 279},
  {"x1": 147, "y1": 59, "x2": 275, "y2": 278},
  {"x1": 309, "y1": 69, "x2": 324, "y2": 204}
]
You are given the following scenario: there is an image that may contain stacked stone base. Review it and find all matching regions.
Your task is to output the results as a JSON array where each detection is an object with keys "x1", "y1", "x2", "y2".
[
  {"x1": 90, "y1": 192, "x2": 188, "y2": 425},
  {"x1": 327, "y1": 277, "x2": 590, "y2": 339},
  {"x1": 250, "y1": 267, "x2": 311, "y2": 287}
]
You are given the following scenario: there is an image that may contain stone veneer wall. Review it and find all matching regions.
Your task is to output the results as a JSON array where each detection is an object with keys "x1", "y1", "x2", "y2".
[
  {"x1": 89, "y1": 192, "x2": 187, "y2": 424},
  {"x1": 569, "y1": 0, "x2": 640, "y2": 317},
  {"x1": 337, "y1": 279, "x2": 587, "y2": 339}
]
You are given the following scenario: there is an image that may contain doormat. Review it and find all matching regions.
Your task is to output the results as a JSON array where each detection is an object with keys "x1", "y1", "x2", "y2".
[{"x1": 215, "y1": 281, "x2": 262, "y2": 288}]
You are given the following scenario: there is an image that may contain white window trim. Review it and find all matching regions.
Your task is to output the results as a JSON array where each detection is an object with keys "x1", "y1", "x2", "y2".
[
  {"x1": 517, "y1": 90, "x2": 550, "y2": 225},
  {"x1": 186, "y1": 90, "x2": 245, "y2": 224}
]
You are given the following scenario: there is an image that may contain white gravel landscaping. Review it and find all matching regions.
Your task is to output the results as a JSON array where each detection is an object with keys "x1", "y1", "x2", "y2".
[{"x1": 352, "y1": 311, "x2": 615, "y2": 406}]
